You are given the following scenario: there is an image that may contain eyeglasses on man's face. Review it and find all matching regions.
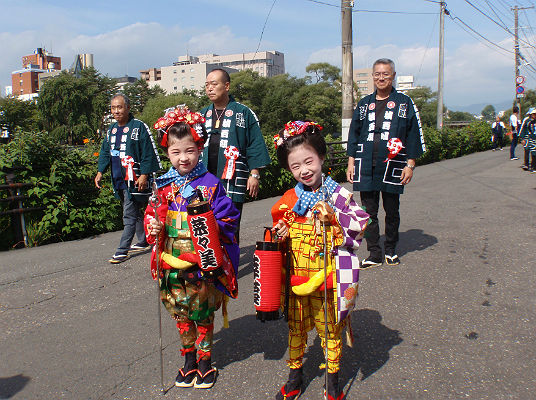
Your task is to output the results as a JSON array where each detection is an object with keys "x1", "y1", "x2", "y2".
[{"x1": 372, "y1": 72, "x2": 393, "y2": 79}]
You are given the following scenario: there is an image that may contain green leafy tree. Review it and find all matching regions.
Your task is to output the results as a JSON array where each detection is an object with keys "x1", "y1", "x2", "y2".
[
  {"x1": 305, "y1": 63, "x2": 341, "y2": 84},
  {"x1": 0, "y1": 97, "x2": 40, "y2": 137},
  {"x1": 481, "y1": 104, "x2": 496, "y2": 121},
  {"x1": 447, "y1": 110, "x2": 475, "y2": 121},
  {"x1": 38, "y1": 67, "x2": 115, "y2": 144},
  {"x1": 122, "y1": 79, "x2": 165, "y2": 115},
  {"x1": 406, "y1": 87, "x2": 439, "y2": 127}
]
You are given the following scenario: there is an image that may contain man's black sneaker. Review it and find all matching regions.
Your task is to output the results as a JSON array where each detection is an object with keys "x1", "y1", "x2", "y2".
[
  {"x1": 360, "y1": 256, "x2": 383, "y2": 269},
  {"x1": 385, "y1": 254, "x2": 401, "y2": 266}
]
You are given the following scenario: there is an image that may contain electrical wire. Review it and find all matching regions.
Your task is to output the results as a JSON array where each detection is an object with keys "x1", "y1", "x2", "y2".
[
  {"x1": 353, "y1": 9, "x2": 436, "y2": 14},
  {"x1": 253, "y1": 0, "x2": 277, "y2": 60},
  {"x1": 463, "y1": 0, "x2": 535, "y2": 48},
  {"x1": 448, "y1": 12, "x2": 514, "y2": 54},
  {"x1": 418, "y1": 12, "x2": 439, "y2": 77}
]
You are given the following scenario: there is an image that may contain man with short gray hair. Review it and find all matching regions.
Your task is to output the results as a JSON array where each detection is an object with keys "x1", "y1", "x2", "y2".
[
  {"x1": 94, "y1": 93, "x2": 161, "y2": 263},
  {"x1": 346, "y1": 58, "x2": 426, "y2": 268}
]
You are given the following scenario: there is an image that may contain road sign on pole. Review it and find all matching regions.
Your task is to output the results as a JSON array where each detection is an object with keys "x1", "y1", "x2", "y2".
[{"x1": 516, "y1": 75, "x2": 525, "y2": 85}]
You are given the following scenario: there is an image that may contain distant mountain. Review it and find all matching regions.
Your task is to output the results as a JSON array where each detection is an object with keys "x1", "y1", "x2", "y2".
[{"x1": 448, "y1": 100, "x2": 514, "y2": 115}]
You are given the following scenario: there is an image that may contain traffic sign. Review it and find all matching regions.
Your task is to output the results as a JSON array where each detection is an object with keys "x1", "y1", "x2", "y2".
[
  {"x1": 517, "y1": 93, "x2": 525, "y2": 98},
  {"x1": 516, "y1": 75, "x2": 525, "y2": 85},
  {"x1": 516, "y1": 85, "x2": 525, "y2": 94}
]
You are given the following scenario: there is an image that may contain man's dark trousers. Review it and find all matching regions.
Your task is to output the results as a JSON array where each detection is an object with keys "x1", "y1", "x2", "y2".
[{"x1": 360, "y1": 191, "x2": 400, "y2": 259}]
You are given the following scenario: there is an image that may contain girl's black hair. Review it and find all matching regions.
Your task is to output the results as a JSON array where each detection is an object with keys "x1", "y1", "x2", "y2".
[
  {"x1": 158, "y1": 122, "x2": 207, "y2": 149},
  {"x1": 276, "y1": 123, "x2": 326, "y2": 169}
]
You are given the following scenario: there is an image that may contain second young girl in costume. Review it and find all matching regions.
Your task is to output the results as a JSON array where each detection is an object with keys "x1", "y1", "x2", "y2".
[
  {"x1": 145, "y1": 106, "x2": 240, "y2": 390},
  {"x1": 270, "y1": 121, "x2": 369, "y2": 400}
]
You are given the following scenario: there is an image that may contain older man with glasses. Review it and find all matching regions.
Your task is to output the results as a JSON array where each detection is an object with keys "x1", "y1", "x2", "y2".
[{"x1": 346, "y1": 58, "x2": 426, "y2": 268}]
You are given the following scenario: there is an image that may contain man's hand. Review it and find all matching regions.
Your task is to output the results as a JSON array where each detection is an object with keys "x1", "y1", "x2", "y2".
[
  {"x1": 346, "y1": 157, "x2": 355, "y2": 184},
  {"x1": 94, "y1": 172, "x2": 103, "y2": 189},
  {"x1": 400, "y1": 166, "x2": 414, "y2": 185},
  {"x1": 136, "y1": 174, "x2": 148, "y2": 191},
  {"x1": 247, "y1": 170, "x2": 260, "y2": 198}
]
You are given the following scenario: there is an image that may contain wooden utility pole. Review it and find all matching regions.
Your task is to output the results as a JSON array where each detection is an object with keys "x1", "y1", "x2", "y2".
[
  {"x1": 514, "y1": 5, "x2": 520, "y2": 111},
  {"x1": 341, "y1": 0, "x2": 354, "y2": 145},
  {"x1": 437, "y1": 1, "x2": 445, "y2": 131},
  {"x1": 512, "y1": 5, "x2": 534, "y2": 112}
]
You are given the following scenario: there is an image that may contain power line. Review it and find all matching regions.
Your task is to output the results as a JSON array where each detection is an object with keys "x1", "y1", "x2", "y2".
[
  {"x1": 463, "y1": 0, "x2": 535, "y2": 48},
  {"x1": 253, "y1": 0, "x2": 277, "y2": 59},
  {"x1": 448, "y1": 12, "x2": 514, "y2": 54},
  {"x1": 353, "y1": 9, "x2": 436, "y2": 15},
  {"x1": 303, "y1": 0, "x2": 339, "y2": 8}
]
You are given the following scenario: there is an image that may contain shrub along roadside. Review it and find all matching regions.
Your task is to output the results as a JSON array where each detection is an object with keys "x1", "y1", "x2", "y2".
[{"x1": 1, "y1": 120, "x2": 495, "y2": 249}]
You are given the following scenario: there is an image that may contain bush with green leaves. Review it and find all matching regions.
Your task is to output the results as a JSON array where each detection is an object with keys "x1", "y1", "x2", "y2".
[{"x1": 0, "y1": 130, "x2": 121, "y2": 249}]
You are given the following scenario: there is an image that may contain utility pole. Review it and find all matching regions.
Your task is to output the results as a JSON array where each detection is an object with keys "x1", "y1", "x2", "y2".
[
  {"x1": 341, "y1": 0, "x2": 354, "y2": 145},
  {"x1": 437, "y1": 1, "x2": 445, "y2": 131},
  {"x1": 512, "y1": 5, "x2": 534, "y2": 112},
  {"x1": 514, "y1": 5, "x2": 520, "y2": 111}
]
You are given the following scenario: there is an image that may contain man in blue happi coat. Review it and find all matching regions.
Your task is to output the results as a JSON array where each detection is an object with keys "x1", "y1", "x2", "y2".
[{"x1": 346, "y1": 58, "x2": 426, "y2": 268}]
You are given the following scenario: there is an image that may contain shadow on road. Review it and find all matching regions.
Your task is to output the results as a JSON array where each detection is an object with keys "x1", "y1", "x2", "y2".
[
  {"x1": 0, "y1": 374, "x2": 31, "y2": 398},
  {"x1": 395, "y1": 228, "x2": 438, "y2": 257},
  {"x1": 292, "y1": 308, "x2": 402, "y2": 396},
  {"x1": 212, "y1": 314, "x2": 288, "y2": 369},
  {"x1": 237, "y1": 244, "x2": 256, "y2": 279}
]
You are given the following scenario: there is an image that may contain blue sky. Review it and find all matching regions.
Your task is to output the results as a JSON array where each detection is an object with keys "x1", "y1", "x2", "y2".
[{"x1": 1, "y1": 0, "x2": 535, "y2": 109}]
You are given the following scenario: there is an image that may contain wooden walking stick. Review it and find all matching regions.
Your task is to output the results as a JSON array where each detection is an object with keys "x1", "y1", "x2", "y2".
[{"x1": 149, "y1": 173, "x2": 166, "y2": 394}]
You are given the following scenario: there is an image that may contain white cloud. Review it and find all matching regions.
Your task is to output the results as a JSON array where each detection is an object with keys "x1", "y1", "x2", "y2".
[
  {"x1": 0, "y1": 22, "x2": 274, "y2": 94},
  {"x1": 304, "y1": 38, "x2": 522, "y2": 107}
]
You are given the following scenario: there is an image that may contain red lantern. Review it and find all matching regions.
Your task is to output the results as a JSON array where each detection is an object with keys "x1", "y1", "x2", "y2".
[{"x1": 253, "y1": 229, "x2": 283, "y2": 322}]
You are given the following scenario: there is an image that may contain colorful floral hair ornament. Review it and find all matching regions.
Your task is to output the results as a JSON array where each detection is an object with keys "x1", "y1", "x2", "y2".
[
  {"x1": 154, "y1": 105, "x2": 206, "y2": 148},
  {"x1": 273, "y1": 120, "x2": 323, "y2": 148}
]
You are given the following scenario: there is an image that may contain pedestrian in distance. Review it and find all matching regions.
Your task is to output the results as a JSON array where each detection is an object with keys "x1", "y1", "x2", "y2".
[
  {"x1": 145, "y1": 106, "x2": 240, "y2": 390},
  {"x1": 491, "y1": 115, "x2": 505, "y2": 151},
  {"x1": 94, "y1": 93, "x2": 161, "y2": 263},
  {"x1": 518, "y1": 107, "x2": 536, "y2": 172},
  {"x1": 346, "y1": 58, "x2": 426, "y2": 269},
  {"x1": 270, "y1": 121, "x2": 369, "y2": 400},
  {"x1": 201, "y1": 68, "x2": 271, "y2": 243},
  {"x1": 509, "y1": 106, "x2": 520, "y2": 160}
]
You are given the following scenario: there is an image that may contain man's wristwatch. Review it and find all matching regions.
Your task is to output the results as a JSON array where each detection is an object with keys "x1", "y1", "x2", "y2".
[
  {"x1": 250, "y1": 173, "x2": 260, "y2": 179},
  {"x1": 406, "y1": 164, "x2": 416, "y2": 171}
]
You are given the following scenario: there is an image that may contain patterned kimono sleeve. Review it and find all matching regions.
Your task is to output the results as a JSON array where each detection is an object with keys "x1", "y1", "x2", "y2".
[
  {"x1": 143, "y1": 186, "x2": 169, "y2": 245},
  {"x1": 331, "y1": 186, "x2": 369, "y2": 250},
  {"x1": 209, "y1": 182, "x2": 240, "y2": 243}
]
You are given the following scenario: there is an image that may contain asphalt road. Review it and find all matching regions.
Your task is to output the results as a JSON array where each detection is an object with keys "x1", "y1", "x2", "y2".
[{"x1": 1, "y1": 149, "x2": 535, "y2": 400}]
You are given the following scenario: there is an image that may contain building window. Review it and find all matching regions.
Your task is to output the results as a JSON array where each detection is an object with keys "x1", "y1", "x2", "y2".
[
  {"x1": 173, "y1": 78, "x2": 177, "y2": 82},
  {"x1": 173, "y1": 86, "x2": 177, "y2": 90},
  {"x1": 182, "y1": 69, "x2": 185, "y2": 73},
  {"x1": 173, "y1": 70, "x2": 177, "y2": 74}
]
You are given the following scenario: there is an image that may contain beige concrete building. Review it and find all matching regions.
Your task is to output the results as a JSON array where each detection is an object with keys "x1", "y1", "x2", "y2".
[
  {"x1": 187, "y1": 50, "x2": 285, "y2": 78},
  {"x1": 140, "y1": 62, "x2": 237, "y2": 94},
  {"x1": 353, "y1": 68, "x2": 374, "y2": 97}
]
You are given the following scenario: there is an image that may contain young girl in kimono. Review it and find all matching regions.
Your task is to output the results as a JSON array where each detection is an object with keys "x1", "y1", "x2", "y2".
[
  {"x1": 145, "y1": 106, "x2": 240, "y2": 390},
  {"x1": 270, "y1": 121, "x2": 369, "y2": 400}
]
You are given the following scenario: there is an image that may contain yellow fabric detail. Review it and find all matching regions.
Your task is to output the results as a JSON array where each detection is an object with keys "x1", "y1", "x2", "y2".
[
  {"x1": 291, "y1": 264, "x2": 333, "y2": 296},
  {"x1": 222, "y1": 296, "x2": 229, "y2": 329},
  {"x1": 161, "y1": 252, "x2": 196, "y2": 270}
]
